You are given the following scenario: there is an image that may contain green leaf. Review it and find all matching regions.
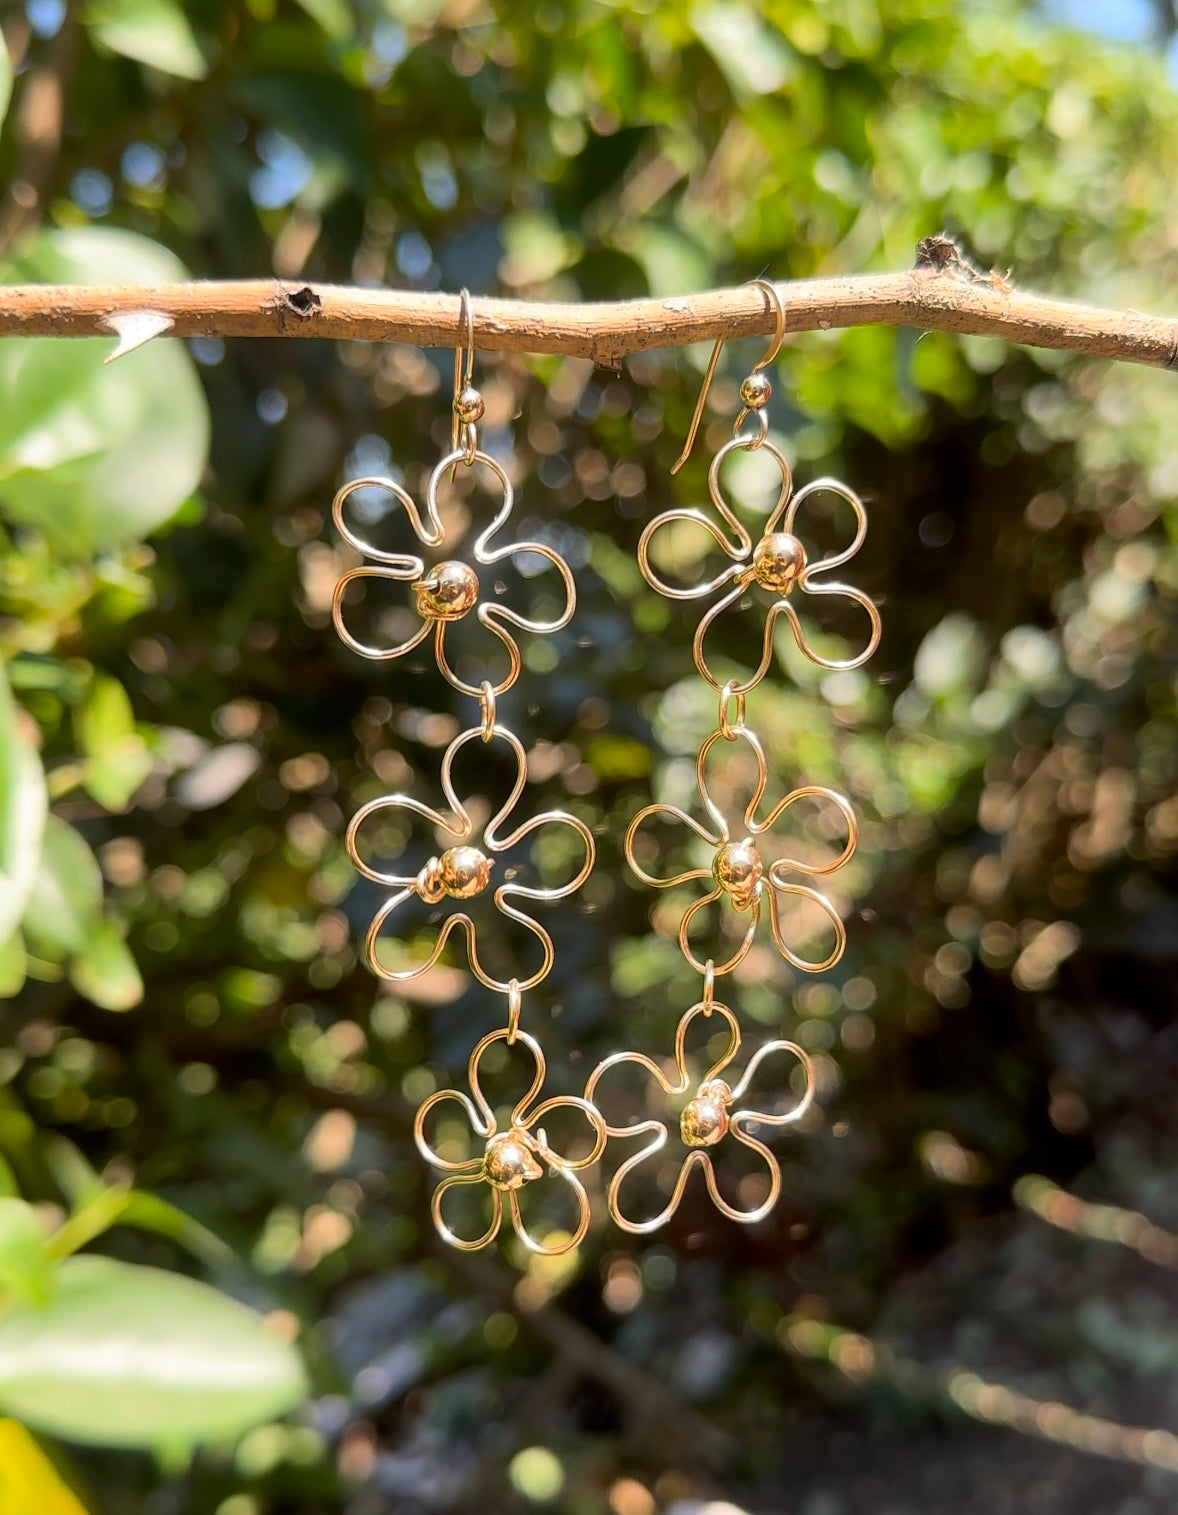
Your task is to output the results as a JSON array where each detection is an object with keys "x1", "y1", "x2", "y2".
[
  {"x1": 0, "y1": 1256, "x2": 308, "y2": 1448},
  {"x1": 43, "y1": 1140, "x2": 104, "y2": 1211},
  {"x1": 84, "y1": 0, "x2": 208, "y2": 81},
  {"x1": 45, "y1": 1186, "x2": 132, "y2": 1262},
  {"x1": 75, "y1": 675, "x2": 152, "y2": 810},
  {"x1": 0, "y1": 33, "x2": 12, "y2": 131},
  {"x1": 117, "y1": 1193, "x2": 235, "y2": 1269},
  {"x1": 292, "y1": 0, "x2": 355, "y2": 39},
  {"x1": 0, "y1": 663, "x2": 48, "y2": 945},
  {"x1": 0, "y1": 1418, "x2": 92, "y2": 1515},
  {"x1": 22, "y1": 817, "x2": 103, "y2": 959},
  {"x1": 691, "y1": 3, "x2": 795, "y2": 97},
  {"x1": 0, "y1": 1198, "x2": 52, "y2": 1307},
  {"x1": 0, "y1": 932, "x2": 26, "y2": 999},
  {"x1": 67, "y1": 920, "x2": 143, "y2": 1012},
  {"x1": 0, "y1": 228, "x2": 210, "y2": 556}
]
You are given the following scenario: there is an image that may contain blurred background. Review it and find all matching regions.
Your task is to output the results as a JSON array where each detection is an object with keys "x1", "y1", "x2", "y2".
[{"x1": 1, "y1": 1, "x2": 1178, "y2": 1511}]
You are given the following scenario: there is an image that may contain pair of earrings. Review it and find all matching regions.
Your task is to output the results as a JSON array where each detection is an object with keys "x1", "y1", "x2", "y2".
[{"x1": 328, "y1": 283, "x2": 879, "y2": 1257}]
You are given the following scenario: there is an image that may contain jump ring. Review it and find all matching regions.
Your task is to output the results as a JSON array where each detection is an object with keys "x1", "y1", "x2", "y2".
[
  {"x1": 479, "y1": 681, "x2": 496, "y2": 741},
  {"x1": 732, "y1": 406, "x2": 769, "y2": 450},
  {"x1": 702, "y1": 959, "x2": 716, "y2": 1015},
  {"x1": 718, "y1": 681, "x2": 746, "y2": 739},
  {"x1": 506, "y1": 979, "x2": 522, "y2": 1044}
]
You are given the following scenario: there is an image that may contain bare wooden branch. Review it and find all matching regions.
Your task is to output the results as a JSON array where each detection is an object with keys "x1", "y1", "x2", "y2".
[{"x1": 0, "y1": 270, "x2": 1175, "y2": 371}]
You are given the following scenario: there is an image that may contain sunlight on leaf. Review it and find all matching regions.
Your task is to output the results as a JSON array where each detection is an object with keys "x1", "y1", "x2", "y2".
[{"x1": 0, "y1": 1256, "x2": 307, "y2": 1449}]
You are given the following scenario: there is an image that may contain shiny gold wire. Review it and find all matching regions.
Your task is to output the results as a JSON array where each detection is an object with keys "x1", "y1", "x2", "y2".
[
  {"x1": 585, "y1": 999, "x2": 814, "y2": 1234},
  {"x1": 416, "y1": 1024, "x2": 607, "y2": 1255},
  {"x1": 348, "y1": 720, "x2": 596, "y2": 994}
]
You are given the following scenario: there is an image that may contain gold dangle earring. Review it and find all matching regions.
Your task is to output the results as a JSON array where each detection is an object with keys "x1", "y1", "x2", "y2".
[
  {"x1": 330, "y1": 292, "x2": 604, "y2": 1259},
  {"x1": 588, "y1": 279, "x2": 879, "y2": 1235}
]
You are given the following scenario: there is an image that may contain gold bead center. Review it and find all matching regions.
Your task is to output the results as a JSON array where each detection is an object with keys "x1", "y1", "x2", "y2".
[
  {"x1": 712, "y1": 838, "x2": 763, "y2": 911},
  {"x1": 751, "y1": 532, "x2": 806, "y2": 595},
  {"x1": 414, "y1": 560, "x2": 480, "y2": 620},
  {"x1": 438, "y1": 845, "x2": 492, "y2": 899},
  {"x1": 680, "y1": 1080, "x2": 733, "y2": 1148},
  {"x1": 482, "y1": 1130, "x2": 543, "y2": 1190}
]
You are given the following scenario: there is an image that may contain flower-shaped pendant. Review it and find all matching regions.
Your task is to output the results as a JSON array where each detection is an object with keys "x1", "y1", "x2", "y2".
[
  {"x1": 416, "y1": 1026, "x2": 607, "y2": 1254},
  {"x1": 638, "y1": 436, "x2": 881, "y2": 692},
  {"x1": 332, "y1": 445, "x2": 575, "y2": 696},
  {"x1": 625, "y1": 724, "x2": 856, "y2": 975},
  {"x1": 348, "y1": 724, "x2": 595, "y2": 993},
  {"x1": 585, "y1": 1000, "x2": 814, "y2": 1233}
]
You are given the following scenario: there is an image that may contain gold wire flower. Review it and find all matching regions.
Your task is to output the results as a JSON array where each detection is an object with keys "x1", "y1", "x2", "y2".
[
  {"x1": 638, "y1": 435, "x2": 881, "y2": 691},
  {"x1": 331, "y1": 446, "x2": 575, "y2": 696},
  {"x1": 416, "y1": 1026, "x2": 607, "y2": 1254},
  {"x1": 584, "y1": 1000, "x2": 814, "y2": 1234},
  {"x1": 625, "y1": 723, "x2": 856, "y2": 975},
  {"x1": 348, "y1": 724, "x2": 595, "y2": 992}
]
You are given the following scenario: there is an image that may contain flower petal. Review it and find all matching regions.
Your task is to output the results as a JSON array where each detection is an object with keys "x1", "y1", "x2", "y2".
[
  {"x1": 637, "y1": 508, "x2": 746, "y2": 601},
  {"x1": 479, "y1": 538, "x2": 575, "y2": 636},
  {"x1": 431, "y1": 1173, "x2": 503, "y2": 1251},
  {"x1": 604, "y1": 1121, "x2": 686, "y2": 1236},
  {"x1": 781, "y1": 586, "x2": 882, "y2": 671},
  {"x1": 414, "y1": 1086, "x2": 490, "y2": 1171},
  {"x1": 729, "y1": 1038, "x2": 815, "y2": 1129},
  {"x1": 435, "y1": 609, "x2": 522, "y2": 697},
  {"x1": 625, "y1": 803, "x2": 717, "y2": 890},
  {"x1": 698, "y1": 1131, "x2": 782, "y2": 1225},
  {"x1": 333, "y1": 473, "x2": 440, "y2": 564},
  {"x1": 585, "y1": 1049, "x2": 682, "y2": 1136},
  {"x1": 764, "y1": 874, "x2": 847, "y2": 973},
  {"x1": 467, "y1": 1027, "x2": 546, "y2": 1129},
  {"x1": 490, "y1": 810, "x2": 595, "y2": 901},
  {"x1": 438, "y1": 726, "x2": 524, "y2": 846},
  {"x1": 678, "y1": 883, "x2": 760, "y2": 976},
  {"x1": 363, "y1": 899, "x2": 475, "y2": 984},
  {"x1": 524, "y1": 1095, "x2": 607, "y2": 1171},
  {"x1": 485, "y1": 891, "x2": 556, "y2": 992},
  {"x1": 755, "y1": 785, "x2": 857, "y2": 875},
  {"x1": 331, "y1": 567, "x2": 432, "y2": 662},
  {"x1": 691, "y1": 575, "x2": 772, "y2": 694},
  {"x1": 672, "y1": 1001, "x2": 741, "y2": 1088},
  {"x1": 347, "y1": 794, "x2": 464, "y2": 886},
  {"x1": 781, "y1": 476, "x2": 867, "y2": 574},
  {"x1": 508, "y1": 1166, "x2": 593, "y2": 1254}
]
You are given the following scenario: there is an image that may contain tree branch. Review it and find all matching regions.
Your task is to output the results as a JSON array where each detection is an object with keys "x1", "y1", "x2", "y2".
[{"x1": 0, "y1": 267, "x2": 1175, "y2": 370}]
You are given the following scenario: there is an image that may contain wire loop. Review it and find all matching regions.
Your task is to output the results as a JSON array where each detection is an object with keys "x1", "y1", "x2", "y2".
[
  {"x1": 479, "y1": 680, "x2": 496, "y2": 741},
  {"x1": 718, "y1": 681, "x2": 746, "y2": 739}
]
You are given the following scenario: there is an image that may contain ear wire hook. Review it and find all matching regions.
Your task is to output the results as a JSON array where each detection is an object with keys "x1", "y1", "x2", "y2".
[
  {"x1": 670, "y1": 278, "x2": 786, "y2": 475},
  {"x1": 449, "y1": 288, "x2": 482, "y2": 481}
]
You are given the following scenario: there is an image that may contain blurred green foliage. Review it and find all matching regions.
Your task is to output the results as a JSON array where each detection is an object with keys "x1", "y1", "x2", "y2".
[{"x1": 1, "y1": 0, "x2": 1178, "y2": 1511}]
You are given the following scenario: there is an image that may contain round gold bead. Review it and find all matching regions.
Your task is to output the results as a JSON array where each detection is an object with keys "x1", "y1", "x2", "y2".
[
  {"x1": 454, "y1": 385, "x2": 485, "y2": 424},
  {"x1": 680, "y1": 1081, "x2": 733, "y2": 1147},
  {"x1": 482, "y1": 1130, "x2": 542, "y2": 1190},
  {"x1": 712, "y1": 838, "x2": 763, "y2": 911},
  {"x1": 438, "y1": 845, "x2": 493, "y2": 899},
  {"x1": 740, "y1": 371, "x2": 772, "y2": 409},
  {"x1": 751, "y1": 532, "x2": 807, "y2": 595},
  {"x1": 413, "y1": 560, "x2": 480, "y2": 620}
]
